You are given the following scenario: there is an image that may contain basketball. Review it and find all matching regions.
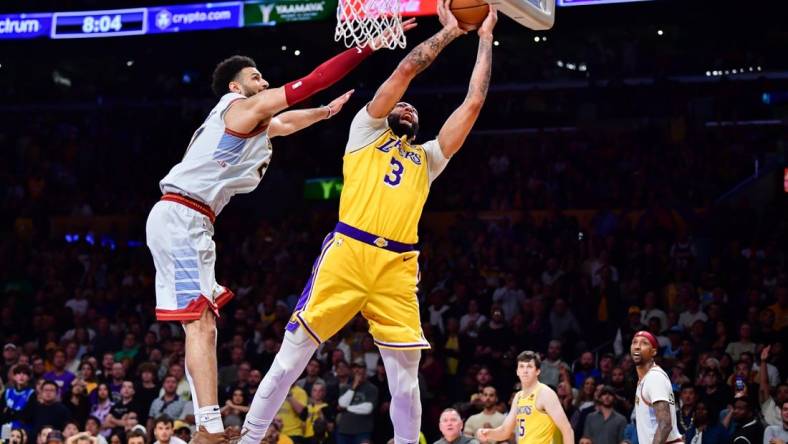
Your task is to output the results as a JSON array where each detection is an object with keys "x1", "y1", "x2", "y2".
[{"x1": 450, "y1": 0, "x2": 490, "y2": 31}]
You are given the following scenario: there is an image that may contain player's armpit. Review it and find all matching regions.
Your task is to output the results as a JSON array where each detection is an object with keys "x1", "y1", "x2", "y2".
[
  {"x1": 651, "y1": 400, "x2": 673, "y2": 444},
  {"x1": 224, "y1": 87, "x2": 288, "y2": 135}
]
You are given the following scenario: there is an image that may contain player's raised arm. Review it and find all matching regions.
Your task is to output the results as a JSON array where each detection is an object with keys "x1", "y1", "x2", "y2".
[
  {"x1": 222, "y1": 28, "x2": 399, "y2": 136},
  {"x1": 476, "y1": 392, "x2": 518, "y2": 442},
  {"x1": 224, "y1": 46, "x2": 373, "y2": 134},
  {"x1": 367, "y1": 1, "x2": 466, "y2": 118},
  {"x1": 268, "y1": 89, "x2": 355, "y2": 138},
  {"x1": 435, "y1": 7, "x2": 496, "y2": 158},
  {"x1": 540, "y1": 385, "x2": 575, "y2": 444}
]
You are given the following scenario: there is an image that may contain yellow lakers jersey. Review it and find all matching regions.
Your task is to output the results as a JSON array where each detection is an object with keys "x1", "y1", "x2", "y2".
[
  {"x1": 339, "y1": 129, "x2": 430, "y2": 244},
  {"x1": 515, "y1": 384, "x2": 559, "y2": 444}
]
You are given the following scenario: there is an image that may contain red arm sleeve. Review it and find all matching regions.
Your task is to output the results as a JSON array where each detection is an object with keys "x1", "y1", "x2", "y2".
[{"x1": 284, "y1": 46, "x2": 374, "y2": 105}]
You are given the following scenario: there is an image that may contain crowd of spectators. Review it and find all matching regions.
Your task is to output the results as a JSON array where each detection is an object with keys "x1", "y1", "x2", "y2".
[{"x1": 1, "y1": 169, "x2": 785, "y2": 444}]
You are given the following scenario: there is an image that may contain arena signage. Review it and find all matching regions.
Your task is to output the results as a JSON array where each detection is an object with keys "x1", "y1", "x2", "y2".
[{"x1": 243, "y1": 0, "x2": 336, "y2": 25}]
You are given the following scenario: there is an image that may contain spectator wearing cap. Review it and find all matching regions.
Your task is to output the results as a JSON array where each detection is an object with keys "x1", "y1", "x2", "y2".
[
  {"x1": 126, "y1": 426, "x2": 147, "y2": 444},
  {"x1": 172, "y1": 420, "x2": 191, "y2": 443},
  {"x1": 2, "y1": 364, "x2": 35, "y2": 429},
  {"x1": 21, "y1": 380, "x2": 72, "y2": 435},
  {"x1": 582, "y1": 386, "x2": 627, "y2": 444},
  {"x1": 46, "y1": 430, "x2": 65, "y2": 444},
  {"x1": 435, "y1": 409, "x2": 478, "y2": 444},
  {"x1": 336, "y1": 360, "x2": 377, "y2": 444}
]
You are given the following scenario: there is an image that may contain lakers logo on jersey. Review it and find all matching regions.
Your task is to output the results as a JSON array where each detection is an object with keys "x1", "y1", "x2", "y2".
[{"x1": 377, "y1": 137, "x2": 423, "y2": 165}]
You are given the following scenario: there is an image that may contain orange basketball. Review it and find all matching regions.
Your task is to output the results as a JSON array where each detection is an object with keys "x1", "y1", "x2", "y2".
[{"x1": 450, "y1": 0, "x2": 490, "y2": 31}]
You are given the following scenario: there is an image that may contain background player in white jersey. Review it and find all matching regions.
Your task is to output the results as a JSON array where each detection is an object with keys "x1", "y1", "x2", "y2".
[
  {"x1": 144, "y1": 29, "x2": 414, "y2": 443},
  {"x1": 631, "y1": 331, "x2": 683, "y2": 444}
]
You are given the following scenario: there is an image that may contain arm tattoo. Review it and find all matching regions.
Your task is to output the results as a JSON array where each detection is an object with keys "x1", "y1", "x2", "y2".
[
  {"x1": 403, "y1": 28, "x2": 460, "y2": 74},
  {"x1": 651, "y1": 401, "x2": 672, "y2": 444},
  {"x1": 466, "y1": 37, "x2": 492, "y2": 102}
]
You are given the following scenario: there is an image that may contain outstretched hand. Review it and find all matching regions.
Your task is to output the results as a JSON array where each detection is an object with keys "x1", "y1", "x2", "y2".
[
  {"x1": 326, "y1": 90, "x2": 355, "y2": 118},
  {"x1": 437, "y1": 0, "x2": 466, "y2": 35},
  {"x1": 477, "y1": 6, "x2": 497, "y2": 38}
]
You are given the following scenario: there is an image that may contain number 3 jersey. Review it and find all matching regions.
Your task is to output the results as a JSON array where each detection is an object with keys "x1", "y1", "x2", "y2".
[
  {"x1": 339, "y1": 106, "x2": 450, "y2": 244},
  {"x1": 159, "y1": 92, "x2": 273, "y2": 216}
]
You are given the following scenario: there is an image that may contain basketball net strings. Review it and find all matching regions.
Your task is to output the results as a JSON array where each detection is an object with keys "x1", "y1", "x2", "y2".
[{"x1": 335, "y1": 0, "x2": 407, "y2": 50}]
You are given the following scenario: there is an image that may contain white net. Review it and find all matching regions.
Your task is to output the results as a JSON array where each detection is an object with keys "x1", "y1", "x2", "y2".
[{"x1": 334, "y1": 0, "x2": 406, "y2": 50}]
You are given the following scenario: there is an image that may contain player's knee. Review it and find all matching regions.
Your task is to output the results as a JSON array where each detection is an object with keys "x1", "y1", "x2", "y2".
[
  {"x1": 391, "y1": 379, "x2": 420, "y2": 417},
  {"x1": 183, "y1": 315, "x2": 216, "y2": 340}
]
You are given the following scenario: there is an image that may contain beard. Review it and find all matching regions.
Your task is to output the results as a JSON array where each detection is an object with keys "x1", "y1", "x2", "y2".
[
  {"x1": 387, "y1": 114, "x2": 418, "y2": 141},
  {"x1": 239, "y1": 84, "x2": 257, "y2": 98}
]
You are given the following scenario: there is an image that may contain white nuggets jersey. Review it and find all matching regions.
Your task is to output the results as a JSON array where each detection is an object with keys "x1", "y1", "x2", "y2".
[
  {"x1": 635, "y1": 366, "x2": 683, "y2": 443},
  {"x1": 160, "y1": 92, "x2": 272, "y2": 216}
]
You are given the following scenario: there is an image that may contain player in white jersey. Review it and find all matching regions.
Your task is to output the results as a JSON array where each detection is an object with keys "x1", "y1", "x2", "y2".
[
  {"x1": 144, "y1": 27, "x2": 415, "y2": 442},
  {"x1": 631, "y1": 331, "x2": 684, "y2": 444}
]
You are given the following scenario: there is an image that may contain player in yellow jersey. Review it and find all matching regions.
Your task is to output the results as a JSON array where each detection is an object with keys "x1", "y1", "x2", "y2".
[
  {"x1": 476, "y1": 351, "x2": 574, "y2": 444},
  {"x1": 239, "y1": 2, "x2": 497, "y2": 444}
]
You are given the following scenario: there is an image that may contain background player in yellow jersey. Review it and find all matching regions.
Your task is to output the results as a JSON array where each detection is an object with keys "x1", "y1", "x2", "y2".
[
  {"x1": 239, "y1": 2, "x2": 497, "y2": 444},
  {"x1": 475, "y1": 352, "x2": 574, "y2": 444}
]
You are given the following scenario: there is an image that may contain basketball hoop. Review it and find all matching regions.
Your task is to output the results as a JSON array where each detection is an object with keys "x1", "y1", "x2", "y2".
[{"x1": 335, "y1": 0, "x2": 406, "y2": 50}]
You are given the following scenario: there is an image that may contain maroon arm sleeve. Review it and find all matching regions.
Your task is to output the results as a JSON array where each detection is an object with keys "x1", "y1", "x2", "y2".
[{"x1": 284, "y1": 46, "x2": 374, "y2": 105}]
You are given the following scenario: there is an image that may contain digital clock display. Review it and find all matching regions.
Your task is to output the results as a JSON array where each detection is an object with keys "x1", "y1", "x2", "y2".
[{"x1": 52, "y1": 8, "x2": 146, "y2": 38}]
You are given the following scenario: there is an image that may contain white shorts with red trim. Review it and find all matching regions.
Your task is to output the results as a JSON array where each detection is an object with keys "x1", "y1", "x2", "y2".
[{"x1": 146, "y1": 200, "x2": 233, "y2": 321}]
